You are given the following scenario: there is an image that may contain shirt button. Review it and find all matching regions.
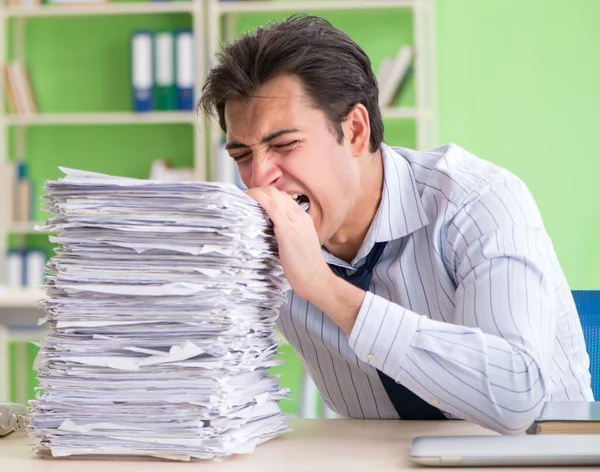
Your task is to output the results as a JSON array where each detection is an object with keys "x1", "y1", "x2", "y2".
[
  {"x1": 431, "y1": 398, "x2": 440, "y2": 406},
  {"x1": 367, "y1": 353, "x2": 376, "y2": 363}
]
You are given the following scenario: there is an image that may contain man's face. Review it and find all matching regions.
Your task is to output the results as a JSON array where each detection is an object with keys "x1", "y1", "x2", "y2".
[{"x1": 224, "y1": 75, "x2": 361, "y2": 244}]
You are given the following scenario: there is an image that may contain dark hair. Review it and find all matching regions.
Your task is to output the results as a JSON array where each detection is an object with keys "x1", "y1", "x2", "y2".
[{"x1": 198, "y1": 14, "x2": 384, "y2": 153}]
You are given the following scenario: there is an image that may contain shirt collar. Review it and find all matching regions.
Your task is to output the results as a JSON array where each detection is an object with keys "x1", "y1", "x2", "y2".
[{"x1": 323, "y1": 143, "x2": 429, "y2": 268}]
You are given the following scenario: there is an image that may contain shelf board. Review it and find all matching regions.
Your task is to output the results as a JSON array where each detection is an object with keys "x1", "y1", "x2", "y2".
[
  {"x1": 0, "y1": 288, "x2": 45, "y2": 309},
  {"x1": 4, "y1": 110, "x2": 414, "y2": 125},
  {"x1": 5, "y1": 111, "x2": 196, "y2": 126},
  {"x1": 7, "y1": 222, "x2": 46, "y2": 234},
  {"x1": 382, "y1": 107, "x2": 418, "y2": 119},
  {"x1": 217, "y1": 0, "x2": 416, "y2": 14},
  {"x1": 8, "y1": 326, "x2": 47, "y2": 342},
  {"x1": 3, "y1": 1, "x2": 195, "y2": 18}
]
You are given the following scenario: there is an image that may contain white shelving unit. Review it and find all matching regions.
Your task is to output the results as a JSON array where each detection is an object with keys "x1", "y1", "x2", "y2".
[
  {"x1": 0, "y1": 0, "x2": 206, "y2": 311},
  {"x1": 3, "y1": 1, "x2": 195, "y2": 17},
  {"x1": 216, "y1": 0, "x2": 418, "y2": 14},
  {"x1": 7, "y1": 221, "x2": 44, "y2": 234},
  {"x1": 0, "y1": 287, "x2": 44, "y2": 309},
  {"x1": 6, "y1": 111, "x2": 197, "y2": 126},
  {"x1": 204, "y1": 0, "x2": 437, "y2": 183}
]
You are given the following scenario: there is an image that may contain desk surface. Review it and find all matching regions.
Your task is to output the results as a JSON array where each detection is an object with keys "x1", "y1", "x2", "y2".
[{"x1": 1, "y1": 419, "x2": 599, "y2": 471}]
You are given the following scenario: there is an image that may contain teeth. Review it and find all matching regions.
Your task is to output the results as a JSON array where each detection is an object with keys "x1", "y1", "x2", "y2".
[{"x1": 290, "y1": 193, "x2": 309, "y2": 212}]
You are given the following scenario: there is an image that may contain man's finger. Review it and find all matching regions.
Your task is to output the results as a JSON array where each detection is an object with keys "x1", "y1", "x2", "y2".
[
  {"x1": 247, "y1": 187, "x2": 301, "y2": 222},
  {"x1": 247, "y1": 188, "x2": 292, "y2": 225}
]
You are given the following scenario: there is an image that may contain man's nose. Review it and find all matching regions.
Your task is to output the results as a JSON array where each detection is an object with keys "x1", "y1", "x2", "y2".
[{"x1": 249, "y1": 152, "x2": 282, "y2": 188}]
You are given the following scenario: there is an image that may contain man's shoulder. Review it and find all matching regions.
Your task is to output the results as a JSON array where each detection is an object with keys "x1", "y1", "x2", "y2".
[{"x1": 389, "y1": 143, "x2": 520, "y2": 206}]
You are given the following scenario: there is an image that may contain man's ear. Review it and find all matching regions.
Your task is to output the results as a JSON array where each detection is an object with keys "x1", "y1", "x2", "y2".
[{"x1": 344, "y1": 103, "x2": 371, "y2": 157}]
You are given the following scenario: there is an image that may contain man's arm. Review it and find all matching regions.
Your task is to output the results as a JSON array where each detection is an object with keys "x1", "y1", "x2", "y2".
[
  {"x1": 344, "y1": 178, "x2": 568, "y2": 434},
  {"x1": 246, "y1": 181, "x2": 582, "y2": 435}
]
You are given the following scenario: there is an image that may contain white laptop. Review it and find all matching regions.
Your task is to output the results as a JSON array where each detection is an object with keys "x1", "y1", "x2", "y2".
[{"x1": 410, "y1": 434, "x2": 600, "y2": 467}]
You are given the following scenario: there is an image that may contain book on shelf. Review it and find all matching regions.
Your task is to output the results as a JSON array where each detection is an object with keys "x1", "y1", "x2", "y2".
[
  {"x1": 132, "y1": 31, "x2": 154, "y2": 112},
  {"x1": 5, "y1": 249, "x2": 46, "y2": 289},
  {"x1": 175, "y1": 30, "x2": 194, "y2": 111},
  {"x1": 3, "y1": 62, "x2": 38, "y2": 115},
  {"x1": 526, "y1": 401, "x2": 600, "y2": 434},
  {"x1": 2, "y1": 161, "x2": 33, "y2": 223},
  {"x1": 16, "y1": 161, "x2": 33, "y2": 223},
  {"x1": 154, "y1": 31, "x2": 177, "y2": 111},
  {"x1": 377, "y1": 44, "x2": 413, "y2": 108},
  {"x1": 1, "y1": 161, "x2": 16, "y2": 223},
  {"x1": 131, "y1": 29, "x2": 195, "y2": 113}
]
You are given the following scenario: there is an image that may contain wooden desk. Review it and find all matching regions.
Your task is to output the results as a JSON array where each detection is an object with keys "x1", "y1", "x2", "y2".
[{"x1": 1, "y1": 419, "x2": 598, "y2": 471}]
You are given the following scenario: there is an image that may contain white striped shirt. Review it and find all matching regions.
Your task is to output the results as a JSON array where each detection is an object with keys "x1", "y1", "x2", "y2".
[{"x1": 276, "y1": 143, "x2": 593, "y2": 434}]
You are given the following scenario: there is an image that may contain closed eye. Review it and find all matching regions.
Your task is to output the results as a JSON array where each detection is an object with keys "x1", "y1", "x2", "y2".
[
  {"x1": 273, "y1": 140, "x2": 299, "y2": 150},
  {"x1": 230, "y1": 140, "x2": 298, "y2": 162},
  {"x1": 231, "y1": 151, "x2": 251, "y2": 163}
]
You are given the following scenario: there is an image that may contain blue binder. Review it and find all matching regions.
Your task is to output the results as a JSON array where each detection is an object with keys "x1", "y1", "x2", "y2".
[
  {"x1": 175, "y1": 30, "x2": 194, "y2": 111},
  {"x1": 131, "y1": 31, "x2": 153, "y2": 112}
]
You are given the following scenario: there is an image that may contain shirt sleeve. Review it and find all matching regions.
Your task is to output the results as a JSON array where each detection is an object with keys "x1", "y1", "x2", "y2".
[{"x1": 348, "y1": 177, "x2": 558, "y2": 434}]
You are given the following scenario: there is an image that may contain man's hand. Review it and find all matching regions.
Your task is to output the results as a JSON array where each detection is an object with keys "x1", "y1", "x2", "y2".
[
  {"x1": 246, "y1": 186, "x2": 333, "y2": 302},
  {"x1": 247, "y1": 186, "x2": 366, "y2": 335}
]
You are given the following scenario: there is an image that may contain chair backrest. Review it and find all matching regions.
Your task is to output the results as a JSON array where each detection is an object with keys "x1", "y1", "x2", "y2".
[{"x1": 571, "y1": 290, "x2": 600, "y2": 400}]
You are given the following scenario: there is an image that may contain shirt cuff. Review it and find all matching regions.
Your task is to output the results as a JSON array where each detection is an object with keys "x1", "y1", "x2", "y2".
[{"x1": 347, "y1": 292, "x2": 420, "y2": 380}]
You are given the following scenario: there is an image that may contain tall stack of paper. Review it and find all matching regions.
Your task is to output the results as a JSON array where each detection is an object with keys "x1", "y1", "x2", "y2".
[{"x1": 28, "y1": 167, "x2": 290, "y2": 461}]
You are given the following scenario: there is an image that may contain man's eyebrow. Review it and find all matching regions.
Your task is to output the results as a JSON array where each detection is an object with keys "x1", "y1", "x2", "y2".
[{"x1": 225, "y1": 128, "x2": 300, "y2": 150}]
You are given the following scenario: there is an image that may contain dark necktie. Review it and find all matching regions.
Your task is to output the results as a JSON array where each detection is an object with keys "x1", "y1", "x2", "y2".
[{"x1": 328, "y1": 242, "x2": 447, "y2": 420}]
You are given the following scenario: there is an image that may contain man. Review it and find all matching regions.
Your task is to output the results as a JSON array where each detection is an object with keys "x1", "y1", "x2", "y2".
[{"x1": 198, "y1": 15, "x2": 593, "y2": 434}]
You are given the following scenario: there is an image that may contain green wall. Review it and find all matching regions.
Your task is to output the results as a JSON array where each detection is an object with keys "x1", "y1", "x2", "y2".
[{"x1": 436, "y1": 0, "x2": 600, "y2": 288}]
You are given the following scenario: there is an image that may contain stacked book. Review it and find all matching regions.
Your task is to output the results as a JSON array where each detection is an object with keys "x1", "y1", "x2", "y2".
[
  {"x1": 377, "y1": 44, "x2": 413, "y2": 108},
  {"x1": 1, "y1": 161, "x2": 34, "y2": 224},
  {"x1": 527, "y1": 401, "x2": 600, "y2": 435},
  {"x1": 28, "y1": 168, "x2": 290, "y2": 461},
  {"x1": 2, "y1": 62, "x2": 38, "y2": 115},
  {"x1": 131, "y1": 30, "x2": 194, "y2": 112}
]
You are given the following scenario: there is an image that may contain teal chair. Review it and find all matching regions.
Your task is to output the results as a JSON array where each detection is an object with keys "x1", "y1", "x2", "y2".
[{"x1": 572, "y1": 291, "x2": 600, "y2": 400}]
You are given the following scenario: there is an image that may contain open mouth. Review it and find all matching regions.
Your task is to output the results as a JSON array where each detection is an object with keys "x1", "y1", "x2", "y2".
[{"x1": 291, "y1": 194, "x2": 310, "y2": 212}]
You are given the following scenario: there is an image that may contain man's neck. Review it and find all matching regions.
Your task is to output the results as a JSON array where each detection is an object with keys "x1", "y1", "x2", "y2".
[{"x1": 325, "y1": 149, "x2": 384, "y2": 264}]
